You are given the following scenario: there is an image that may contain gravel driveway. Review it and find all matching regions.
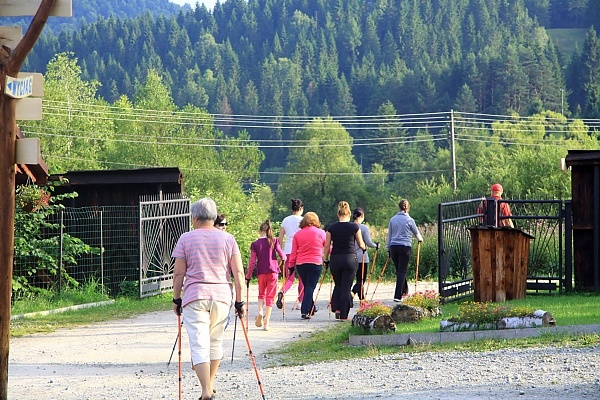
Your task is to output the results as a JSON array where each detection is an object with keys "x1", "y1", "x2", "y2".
[{"x1": 8, "y1": 283, "x2": 600, "y2": 399}]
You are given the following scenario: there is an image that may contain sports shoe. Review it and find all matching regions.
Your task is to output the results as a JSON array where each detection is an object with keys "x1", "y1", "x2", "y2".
[
  {"x1": 312, "y1": 306, "x2": 319, "y2": 314},
  {"x1": 393, "y1": 298, "x2": 402, "y2": 302},
  {"x1": 276, "y1": 292, "x2": 283, "y2": 309},
  {"x1": 301, "y1": 313, "x2": 311, "y2": 319},
  {"x1": 255, "y1": 314, "x2": 263, "y2": 327},
  {"x1": 334, "y1": 310, "x2": 341, "y2": 320}
]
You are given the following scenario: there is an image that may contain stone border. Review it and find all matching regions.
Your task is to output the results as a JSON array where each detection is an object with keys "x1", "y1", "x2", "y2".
[
  {"x1": 10, "y1": 300, "x2": 115, "y2": 320},
  {"x1": 349, "y1": 323, "x2": 600, "y2": 346}
]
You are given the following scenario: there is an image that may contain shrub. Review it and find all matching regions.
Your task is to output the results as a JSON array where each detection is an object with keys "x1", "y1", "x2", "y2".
[
  {"x1": 13, "y1": 183, "x2": 99, "y2": 299},
  {"x1": 449, "y1": 301, "x2": 535, "y2": 324},
  {"x1": 356, "y1": 301, "x2": 392, "y2": 318},
  {"x1": 401, "y1": 290, "x2": 441, "y2": 311}
]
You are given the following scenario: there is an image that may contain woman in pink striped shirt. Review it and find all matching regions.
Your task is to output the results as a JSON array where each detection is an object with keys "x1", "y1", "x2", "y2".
[
  {"x1": 288, "y1": 212, "x2": 326, "y2": 319},
  {"x1": 172, "y1": 198, "x2": 245, "y2": 400}
]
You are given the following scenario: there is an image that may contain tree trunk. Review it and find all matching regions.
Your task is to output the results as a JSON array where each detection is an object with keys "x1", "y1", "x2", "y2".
[{"x1": 1, "y1": 2, "x2": 57, "y2": 398}]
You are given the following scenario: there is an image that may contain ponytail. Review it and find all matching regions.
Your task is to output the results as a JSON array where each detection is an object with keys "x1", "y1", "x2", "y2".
[
  {"x1": 337, "y1": 201, "x2": 351, "y2": 218},
  {"x1": 260, "y1": 219, "x2": 274, "y2": 248},
  {"x1": 352, "y1": 207, "x2": 364, "y2": 220}
]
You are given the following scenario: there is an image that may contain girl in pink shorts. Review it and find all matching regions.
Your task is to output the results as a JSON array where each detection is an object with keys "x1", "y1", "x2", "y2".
[{"x1": 246, "y1": 220, "x2": 286, "y2": 330}]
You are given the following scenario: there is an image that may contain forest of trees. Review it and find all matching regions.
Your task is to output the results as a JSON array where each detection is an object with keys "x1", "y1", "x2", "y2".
[{"x1": 11, "y1": 0, "x2": 600, "y2": 226}]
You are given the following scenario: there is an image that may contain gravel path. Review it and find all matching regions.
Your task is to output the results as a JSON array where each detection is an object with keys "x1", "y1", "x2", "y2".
[{"x1": 8, "y1": 283, "x2": 600, "y2": 400}]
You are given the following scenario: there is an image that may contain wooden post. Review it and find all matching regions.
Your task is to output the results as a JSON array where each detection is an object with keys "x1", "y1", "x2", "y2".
[{"x1": 0, "y1": 2, "x2": 58, "y2": 398}]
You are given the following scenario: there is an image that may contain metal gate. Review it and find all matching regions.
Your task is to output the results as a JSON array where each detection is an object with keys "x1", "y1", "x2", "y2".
[
  {"x1": 438, "y1": 198, "x2": 566, "y2": 303},
  {"x1": 139, "y1": 193, "x2": 190, "y2": 298}
]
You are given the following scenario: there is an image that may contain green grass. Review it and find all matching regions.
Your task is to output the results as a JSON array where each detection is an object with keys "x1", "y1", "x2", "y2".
[
  {"x1": 547, "y1": 28, "x2": 587, "y2": 58},
  {"x1": 10, "y1": 285, "x2": 170, "y2": 337},
  {"x1": 267, "y1": 292, "x2": 600, "y2": 366},
  {"x1": 11, "y1": 283, "x2": 111, "y2": 315}
]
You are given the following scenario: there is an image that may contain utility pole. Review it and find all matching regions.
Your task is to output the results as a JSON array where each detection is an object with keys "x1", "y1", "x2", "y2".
[
  {"x1": 0, "y1": 2, "x2": 68, "y2": 399},
  {"x1": 449, "y1": 109, "x2": 457, "y2": 192}
]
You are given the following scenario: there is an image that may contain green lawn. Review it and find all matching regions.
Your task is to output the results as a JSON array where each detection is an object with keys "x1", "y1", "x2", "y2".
[
  {"x1": 387, "y1": 292, "x2": 600, "y2": 335},
  {"x1": 268, "y1": 292, "x2": 600, "y2": 367}
]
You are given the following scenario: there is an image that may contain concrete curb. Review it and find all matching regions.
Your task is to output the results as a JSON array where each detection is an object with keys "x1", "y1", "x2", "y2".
[
  {"x1": 349, "y1": 323, "x2": 600, "y2": 346},
  {"x1": 10, "y1": 300, "x2": 115, "y2": 320}
]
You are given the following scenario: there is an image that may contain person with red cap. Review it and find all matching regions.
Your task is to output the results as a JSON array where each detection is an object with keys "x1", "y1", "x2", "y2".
[{"x1": 478, "y1": 183, "x2": 514, "y2": 227}]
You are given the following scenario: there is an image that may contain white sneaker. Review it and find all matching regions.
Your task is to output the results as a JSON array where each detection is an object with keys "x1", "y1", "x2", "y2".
[{"x1": 393, "y1": 298, "x2": 402, "y2": 302}]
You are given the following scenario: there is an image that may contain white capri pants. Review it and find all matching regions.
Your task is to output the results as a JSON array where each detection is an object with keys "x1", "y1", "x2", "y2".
[{"x1": 182, "y1": 299, "x2": 230, "y2": 366}]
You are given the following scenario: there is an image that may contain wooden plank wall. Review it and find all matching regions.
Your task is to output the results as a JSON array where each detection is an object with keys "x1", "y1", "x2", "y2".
[{"x1": 470, "y1": 228, "x2": 530, "y2": 302}]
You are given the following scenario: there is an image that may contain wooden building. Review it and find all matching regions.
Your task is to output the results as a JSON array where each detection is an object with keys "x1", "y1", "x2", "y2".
[
  {"x1": 565, "y1": 150, "x2": 600, "y2": 292},
  {"x1": 49, "y1": 167, "x2": 183, "y2": 207}
]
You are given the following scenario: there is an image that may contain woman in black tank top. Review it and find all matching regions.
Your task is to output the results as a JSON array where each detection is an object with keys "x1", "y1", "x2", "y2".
[{"x1": 323, "y1": 201, "x2": 366, "y2": 320}]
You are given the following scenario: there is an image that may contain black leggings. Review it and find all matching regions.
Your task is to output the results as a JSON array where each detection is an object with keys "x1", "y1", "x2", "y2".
[
  {"x1": 330, "y1": 253, "x2": 358, "y2": 319},
  {"x1": 390, "y1": 245, "x2": 411, "y2": 299},
  {"x1": 351, "y1": 256, "x2": 369, "y2": 300}
]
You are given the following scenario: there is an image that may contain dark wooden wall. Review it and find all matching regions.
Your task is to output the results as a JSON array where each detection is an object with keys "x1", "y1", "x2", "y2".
[{"x1": 566, "y1": 150, "x2": 600, "y2": 292}]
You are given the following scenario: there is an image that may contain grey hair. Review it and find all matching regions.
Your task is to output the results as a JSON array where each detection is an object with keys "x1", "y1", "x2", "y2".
[{"x1": 191, "y1": 198, "x2": 217, "y2": 222}]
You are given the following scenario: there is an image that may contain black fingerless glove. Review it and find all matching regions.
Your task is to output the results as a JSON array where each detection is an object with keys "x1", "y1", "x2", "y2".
[
  {"x1": 234, "y1": 301, "x2": 245, "y2": 316},
  {"x1": 375, "y1": 242, "x2": 380, "y2": 250},
  {"x1": 173, "y1": 298, "x2": 182, "y2": 316},
  {"x1": 323, "y1": 260, "x2": 330, "y2": 268}
]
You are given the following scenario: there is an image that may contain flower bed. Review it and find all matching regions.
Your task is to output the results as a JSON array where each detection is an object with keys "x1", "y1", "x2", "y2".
[
  {"x1": 391, "y1": 290, "x2": 442, "y2": 323},
  {"x1": 440, "y1": 301, "x2": 556, "y2": 332},
  {"x1": 352, "y1": 301, "x2": 396, "y2": 331}
]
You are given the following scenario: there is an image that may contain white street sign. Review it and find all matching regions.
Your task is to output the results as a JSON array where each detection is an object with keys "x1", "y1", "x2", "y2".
[
  {"x1": 16, "y1": 97, "x2": 42, "y2": 120},
  {"x1": 0, "y1": 26, "x2": 22, "y2": 49},
  {"x1": 5, "y1": 75, "x2": 33, "y2": 98},
  {"x1": 0, "y1": 0, "x2": 73, "y2": 17}
]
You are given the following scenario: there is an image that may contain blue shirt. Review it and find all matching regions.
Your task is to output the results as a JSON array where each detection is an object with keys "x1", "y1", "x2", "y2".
[
  {"x1": 354, "y1": 223, "x2": 377, "y2": 262},
  {"x1": 386, "y1": 211, "x2": 423, "y2": 248}
]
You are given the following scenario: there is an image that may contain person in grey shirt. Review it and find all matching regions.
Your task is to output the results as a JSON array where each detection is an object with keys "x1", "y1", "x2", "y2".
[
  {"x1": 351, "y1": 208, "x2": 379, "y2": 300},
  {"x1": 386, "y1": 199, "x2": 423, "y2": 301}
]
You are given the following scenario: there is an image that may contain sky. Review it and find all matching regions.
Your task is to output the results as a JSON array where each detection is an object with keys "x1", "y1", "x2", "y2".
[{"x1": 169, "y1": 0, "x2": 217, "y2": 10}]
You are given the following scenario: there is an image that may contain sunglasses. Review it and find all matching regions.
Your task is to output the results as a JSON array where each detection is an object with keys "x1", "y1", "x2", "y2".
[{"x1": 218, "y1": 222, "x2": 227, "y2": 227}]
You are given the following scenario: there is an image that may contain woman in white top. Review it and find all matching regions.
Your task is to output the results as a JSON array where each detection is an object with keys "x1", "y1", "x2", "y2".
[{"x1": 276, "y1": 198, "x2": 304, "y2": 309}]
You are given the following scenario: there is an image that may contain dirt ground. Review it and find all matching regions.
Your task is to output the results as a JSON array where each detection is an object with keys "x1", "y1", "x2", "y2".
[
  {"x1": 7, "y1": 282, "x2": 411, "y2": 399},
  {"x1": 10, "y1": 281, "x2": 597, "y2": 400}
]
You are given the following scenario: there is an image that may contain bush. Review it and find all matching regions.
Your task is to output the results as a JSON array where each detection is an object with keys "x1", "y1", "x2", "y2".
[
  {"x1": 401, "y1": 290, "x2": 441, "y2": 311},
  {"x1": 13, "y1": 183, "x2": 99, "y2": 299},
  {"x1": 356, "y1": 301, "x2": 391, "y2": 318},
  {"x1": 448, "y1": 301, "x2": 535, "y2": 324}
]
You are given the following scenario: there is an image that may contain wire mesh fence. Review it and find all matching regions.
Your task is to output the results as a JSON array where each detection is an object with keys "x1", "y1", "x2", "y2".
[{"x1": 14, "y1": 206, "x2": 140, "y2": 296}]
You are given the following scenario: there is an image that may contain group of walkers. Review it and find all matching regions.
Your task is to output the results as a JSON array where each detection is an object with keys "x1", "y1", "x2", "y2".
[{"x1": 170, "y1": 196, "x2": 423, "y2": 400}]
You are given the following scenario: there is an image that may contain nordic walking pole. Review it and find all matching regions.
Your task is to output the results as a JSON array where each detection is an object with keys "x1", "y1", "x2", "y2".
[
  {"x1": 167, "y1": 317, "x2": 184, "y2": 366},
  {"x1": 370, "y1": 255, "x2": 390, "y2": 302},
  {"x1": 359, "y1": 251, "x2": 366, "y2": 305},
  {"x1": 245, "y1": 280, "x2": 250, "y2": 331},
  {"x1": 177, "y1": 314, "x2": 182, "y2": 400},
  {"x1": 291, "y1": 286, "x2": 305, "y2": 312},
  {"x1": 414, "y1": 241, "x2": 421, "y2": 293},
  {"x1": 167, "y1": 331, "x2": 178, "y2": 367},
  {"x1": 231, "y1": 310, "x2": 238, "y2": 363},
  {"x1": 237, "y1": 314, "x2": 267, "y2": 400},
  {"x1": 364, "y1": 246, "x2": 379, "y2": 298},
  {"x1": 308, "y1": 262, "x2": 329, "y2": 318}
]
